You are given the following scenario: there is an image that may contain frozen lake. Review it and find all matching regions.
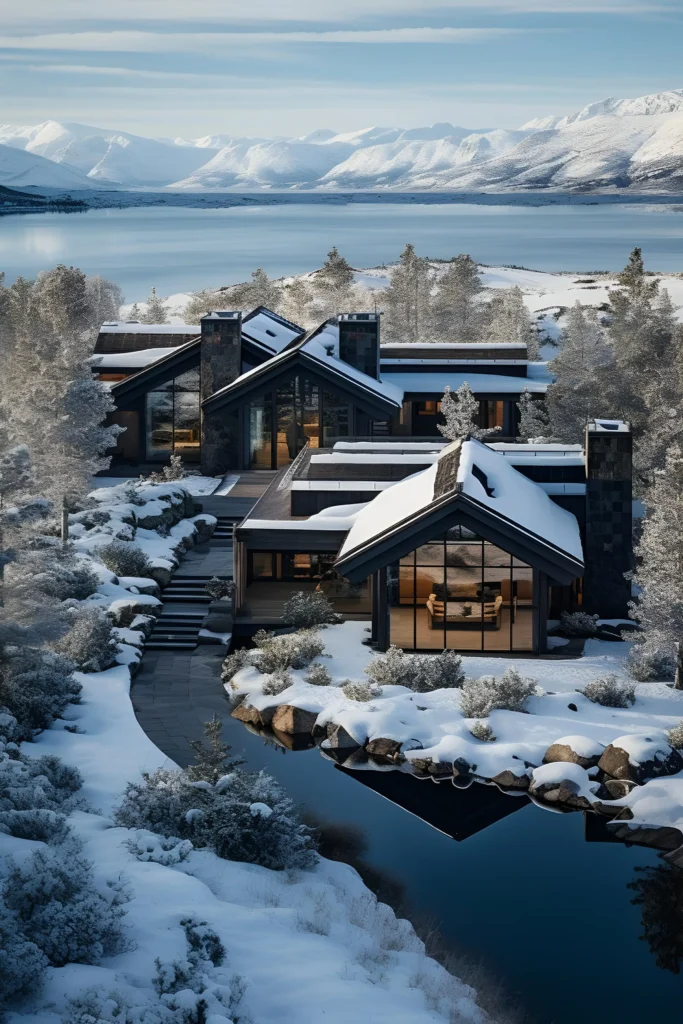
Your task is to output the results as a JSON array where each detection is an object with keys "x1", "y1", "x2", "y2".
[{"x1": 2, "y1": 197, "x2": 683, "y2": 302}]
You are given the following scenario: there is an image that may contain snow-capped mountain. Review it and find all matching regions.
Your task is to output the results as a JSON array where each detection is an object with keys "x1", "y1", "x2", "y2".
[
  {"x1": 4, "y1": 90, "x2": 683, "y2": 192},
  {"x1": 0, "y1": 142, "x2": 95, "y2": 189}
]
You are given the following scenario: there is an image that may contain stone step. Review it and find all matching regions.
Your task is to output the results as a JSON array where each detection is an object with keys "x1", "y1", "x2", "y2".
[{"x1": 145, "y1": 641, "x2": 197, "y2": 650}]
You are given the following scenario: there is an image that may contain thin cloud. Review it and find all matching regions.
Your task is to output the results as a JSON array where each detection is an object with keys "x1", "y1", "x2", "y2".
[{"x1": 0, "y1": 28, "x2": 532, "y2": 53}]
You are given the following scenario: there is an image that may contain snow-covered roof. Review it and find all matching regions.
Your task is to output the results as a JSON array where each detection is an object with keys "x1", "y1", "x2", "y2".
[
  {"x1": 588, "y1": 419, "x2": 630, "y2": 433},
  {"x1": 242, "y1": 502, "x2": 368, "y2": 532},
  {"x1": 242, "y1": 310, "x2": 303, "y2": 353},
  {"x1": 333, "y1": 441, "x2": 446, "y2": 452},
  {"x1": 92, "y1": 348, "x2": 177, "y2": 369},
  {"x1": 99, "y1": 323, "x2": 200, "y2": 335},
  {"x1": 338, "y1": 438, "x2": 583, "y2": 568},
  {"x1": 380, "y1": 371, "x2": 550, "y2": 395},
  {"x1": 310, "y1": 453, "x2": 438, "y2": 466},
  {"x1": 379, "y1": 342, "x2": 526, "y2": 350}
]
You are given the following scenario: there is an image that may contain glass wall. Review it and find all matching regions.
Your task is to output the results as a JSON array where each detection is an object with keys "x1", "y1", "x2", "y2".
[
  {"x1": 245, "y1": 550, "x2": 370, "y2": 615},
  {"x1": 145, "y1": 369, "x2": 200, "y2": 462},
  {"x1": 248, "y1": 377, "x2": 349, "y2": 469},
  {"x1": 389, "y1": 525, "x2": 536, "y2": 651}
]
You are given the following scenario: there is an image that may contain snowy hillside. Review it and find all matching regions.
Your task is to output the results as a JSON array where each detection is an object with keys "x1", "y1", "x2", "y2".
[
  {"x1": 0, "y1": 142, "x2": 95, "y2": 189},
  {"x1": 5, "y1": 89, "x2": 683, "y2": 191}
]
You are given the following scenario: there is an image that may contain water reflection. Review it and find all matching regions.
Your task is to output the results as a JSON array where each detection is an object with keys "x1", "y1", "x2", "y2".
[{"x1": 629, "y1": 863, "x2": 683, "y2": 974}]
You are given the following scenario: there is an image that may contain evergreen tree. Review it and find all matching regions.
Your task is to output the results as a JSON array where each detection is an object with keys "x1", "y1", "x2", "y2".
[
  {"x1": 634, "y1": 330, "x2": 683, "y2": 486},
  {"x1": 546, "y1": 303, "x2": 615, "y2": 444},
  {"x1": 182, "y1": 288, "x2": 224, "y2": 324},
  {"x1": 609, "y1": 247, "x2": 676, "y2": 378},
  {"x1": 630, "y1": 444, "x2": 683, "y2": 687},
  {"x1": 85, "y1": 275, "x2": 124, "y2": 327},
  {"x1": 382, "y1": 243, "x2": 432, "y2": 342},
  {"x1": 431, "y1": 254, "x2": 484, "y2": 342},
  {"x1": 281, "y1": 278, "x2": 314, "y2": 329},
  {"x1": 186, "y1": 714, "x2": 244, "y2": 784},
  {"x1": 127, "y1": 302, "x2": 142, "y2": 320},
  {"x1": 485, "y1": 286, "x2": 539, "y2": 357},
  {"x1": 140, "y1": 287, "x2": 169, "y2": 324},
  {"x1": 437, "y1": 383, "x2": 489, "y2": 440},
  {"x1": 312, "y1": 247, "x2": 355, "y2": 319},
  {"x1": 517, "y1": 389, "x2": 551, "y2": 442}
]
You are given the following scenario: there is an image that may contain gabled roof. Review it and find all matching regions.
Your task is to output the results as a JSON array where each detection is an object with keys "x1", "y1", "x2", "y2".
[
  {"x1": 109, "y1": 336, "x2": 200, "y2": 403},
  {"x1": 241, "y1": 306, "x2": 304, "y2": 357},
  {"x1": 202, "y1": 320, "x2": 404, "y2": 418},
  {"x1": 335, "y1": 438, "x2": 584, "y2": 585}
]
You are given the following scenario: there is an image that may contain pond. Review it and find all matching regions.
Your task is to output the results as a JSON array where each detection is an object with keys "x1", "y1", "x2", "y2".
[{"x1": 219, "y1": 707, "x2": 683, "y2": 1024}]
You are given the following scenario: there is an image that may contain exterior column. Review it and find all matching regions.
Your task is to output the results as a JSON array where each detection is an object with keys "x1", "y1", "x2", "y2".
[
  {"x1": 200, "y1": 311, "x2": 242, "y2": 474},
  {"x1": 376, "y1": 566, "x2": 389, "y2": 651}
]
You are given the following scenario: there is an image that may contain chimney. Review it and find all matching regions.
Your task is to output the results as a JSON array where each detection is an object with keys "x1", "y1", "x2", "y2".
[
  {"x1": 582, "y1": 419, "x2": 633, "y2": 618},
  {"x1": 200, "y1": 311, "x2": 242, "y2": 475},
  {"x1": 338, "y1": 313, "x2": 380, "y2": 379}
]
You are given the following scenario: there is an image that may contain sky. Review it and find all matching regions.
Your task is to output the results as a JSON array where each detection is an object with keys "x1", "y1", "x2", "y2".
[{"x1": 1, "y1": 0, "x2": 682, "y2": 137}]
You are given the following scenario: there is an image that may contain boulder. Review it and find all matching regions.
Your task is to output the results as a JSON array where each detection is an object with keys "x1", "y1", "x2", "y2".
[
  {"x1": 543, "y1": 735, "x2": 605, "y2": 770},
  {"x1": 452, "y1": 757, "x2": 475, "y2": 778},
  {"x1": 490, "y1": 769, "x2": 531, "y2": 791},
  {"x1": 529, "y1": 763, "x2": 597, "y2": 811},
  {"x1": 183, "y1": 492, "x2": 195, "y2": 517},
  {"x1": 231, "y1": 703, "x2": 276, "y2": 728},
  {"x1": 603, "y1": 778, "x2": 639, "y2": 799},
  {"x1": 193, "y1": 515, "x2": 216, "y2": 545},
  {"x1": 410, "y1": 757, "x2": 453, "y2": 778},
  {"x1": 271, "y1": 704, "x2": 318, "y2": 736},
  {"x1": 322, "y1": 722, "x2": 362, "y2": 753},
  {"x1": 365, "y1": 737, "x2": 403, "y2": 763},
  {"x1": 147, "y1": 565, "x2": 173, "y2": 588},
  {"x1": 598, "y1": 735, "x2": 683, "y2": 784}
]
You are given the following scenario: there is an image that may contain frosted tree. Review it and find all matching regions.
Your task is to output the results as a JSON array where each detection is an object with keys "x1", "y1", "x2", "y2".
[
  {"x1": 438, "y1": 383, "x2": 489, "y2": 440},
  {"x1": 485, "y1": 286, "x2": 539, "y2": 357},
  {"x1": 229, "y1": 268, "x2": 283, "y2": 313},
  {"x1": 381, "y1": 243, "x2": 432, "y2": 342},
  {"x1": 281, "y1": 278, "x2": 315, "y2": 329},
  {"x1": 127, "y1": 301, "x2": 142, "y2": 320},
  {"x1": 609, "y1": 247, "x2": 677, "y2": 378},
  {"x1": 0, "y1": 266, "x2": 122, "y2": 543},
  {"x1": 183, "y1": 288, "x2": 224, "y2": 324},
  {"x1": 85, "y1": 275, "x2": 123, "y2": 327},
  {"x1": 312, "y1": 246, "x2": 355, "y2": 318},
  {"x1": 140, "y1": 287, "x2": 169, "y2": 324},
  {"x1": 517, "y1": 389, "x2": 551, "y2": 442},
  {"x1": 546, "y1": 303, "x2": 615, "y2": 444},
  {"x1": 630, "y1": 445, "x2": 683, "y2": 687},
  {"x1": 431, "y1": 254, "x2": 484, "y2": 342},
  {"x1": 634, "y1": 331, "x2": 683, "y2": 486}
]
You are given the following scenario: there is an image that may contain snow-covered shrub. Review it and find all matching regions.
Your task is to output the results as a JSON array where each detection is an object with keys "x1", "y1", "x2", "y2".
[
  {"x1": 149, "y1": 453, "x2": 186, "y2": 483},
  {"x1": 53, "y1": 606, "x2": 118, "y2": 672},
  {"x1": 221, "y1": 646, "x2": 251, "y2": 685},
  {"x1": 341, "y1": 680, "x2": 381, "y2": 702},
  {"x1": 253, "y1": 628, "x2": 325, "y2": 673},
  {"x1": 116, "y1": 717, "x2": 315, "y2": 870},
  {"x1": 0, "y1": 753, "x2": 83, "y2": 813},
  {"x1": 365, "y1": 646, "x2": 465, "y2": 692},
  {"x1": 9, "y1": 548, "x2": 99, "y2": 602},
  {"x1": 0, "y1": 910, "x2": 48, "y2": 1004},
  {"x1": 667, "y1": 721, "x2": 683, "y2": 750},
  {"x1": 281, "y1": 590, "x2": 342, "y2": 629},
  {"x1": 204, "y1": 576, "x2": 235, "y2": 602},
  {"x1": 262, "y1": 668, "x2": 293, "y2": 696},
  {"x1": 459, "y1": 667, "x2": 538, "y2": 718},
  {"x1": 627, "y1": 643, "x2": 675, "y2": 682},
  {"x1": 469, "y1": 721, "x2": 496, "y2": 742},
  {"x1": 2, "y1": 841, "x2": 129, "y2": 967},
  {"x1": 126, "y1": 831, "x2": 193, "y2": 865},
  {"x1": 580, "y1": 674, "x2": 636, "y2": 708},
  {"x1": 0, "y1": 808, "x2": 71, "y2": 844},
  {"x1": 560, "y1": 611, "x2": 599, "y2": 637},
  {"x1": 181, "y1": 917, "x2": 226, "y2": 968},
  {"x1": 98, "y1": 539, "x2": 152, "y2": 577},
  {"x1": 304, "y1": 663, "x2": 331, "y2": 686},
  {"x1": 0, "y1": 646, "x2": 80, "y2": 736}
]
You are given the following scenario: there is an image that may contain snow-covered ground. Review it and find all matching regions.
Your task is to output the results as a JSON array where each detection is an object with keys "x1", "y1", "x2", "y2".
[
  {"x1": 229, "y1": 622, "x2": 683, "y2": 837},
  {"x1": 3, "y1": 481, "x2": 497, "y2": 1024}
]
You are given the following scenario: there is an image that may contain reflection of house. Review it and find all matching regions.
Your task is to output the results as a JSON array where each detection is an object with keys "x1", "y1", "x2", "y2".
[
  {"x1": 232, "y1": 421, "x2": 633, "y2": 649},
  {"x1": 98, "y1": 307, "x2": 551, "y2": 472}
]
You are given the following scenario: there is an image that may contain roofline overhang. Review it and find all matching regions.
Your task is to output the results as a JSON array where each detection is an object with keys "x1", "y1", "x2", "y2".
[
  {"x1": 234, "y1": 527, "x2": 348, "y2": 552},
  {"x1": 109, "y1": 337, "x2": 200, "y2": 404},
  {"x1": 335, "y1": 486, "x2": 584, "y2": 586}
]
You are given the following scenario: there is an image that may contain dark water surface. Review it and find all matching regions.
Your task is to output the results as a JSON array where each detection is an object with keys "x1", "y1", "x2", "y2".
[
  {"x1": 219, "y1": 708, "x2": 683, "y2": 1024},
  {"x1": 2, "y1": 200, "x2": 683, "y2": 301}
]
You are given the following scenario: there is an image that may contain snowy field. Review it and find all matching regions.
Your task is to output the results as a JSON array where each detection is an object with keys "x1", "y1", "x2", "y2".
[{"x1": 229, "y1": 622, "x2": 683, "y2": 837}]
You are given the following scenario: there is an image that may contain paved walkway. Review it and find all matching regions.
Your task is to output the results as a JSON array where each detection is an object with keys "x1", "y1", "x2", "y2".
[{"x1": 132, "y1": 486, "x2": 264, "y2": 766}]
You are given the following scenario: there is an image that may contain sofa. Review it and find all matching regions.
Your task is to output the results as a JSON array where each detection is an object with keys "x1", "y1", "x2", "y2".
[{"x1": 426, "y1": 594, "x2": 503, "y2": 630}]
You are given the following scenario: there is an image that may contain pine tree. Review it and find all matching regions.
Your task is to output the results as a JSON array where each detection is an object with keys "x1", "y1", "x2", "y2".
[
  {"x1": 517, "y1": 389, "x2": 551, "y2": 442},
  {"x1": 546, "y1": 303, "x2": 615, "y2": 444},
  {"x1": 382, "y1": 243, "x2": 432, "y2": 342},
  {"x1": 127, "y1": 302, "x2": 142, "y2": 321},
  {"x1": 312, "y1": 247, "x2": 355, "y2": 319},
  {"x1": 609, "y1": 248, "x2": 676, "y2": 378},
  {"x1": 431, "y1": 254, "x2": 484, "y2": 342},
  {"x1": 485, "y1": 286, "x2": 539, "y2": 357},
  {"x1": 281, "y1": 278, "x2": 314, "y2": 329},
  {"x1": 186, "y1": 714, "x2": 244, "y2": 784},
  {"x1": 437, "y1": 383, "x2": 489, "y2": 440},
  {"x1": 630, "y1": 444, "x2": 683, "y2": 687},
  {"x1": 634, "y1": 329, "x2": 683, "y2": 486},
  {"x1": 140, "y1": 287, "x2": 169, "y2": 325}
]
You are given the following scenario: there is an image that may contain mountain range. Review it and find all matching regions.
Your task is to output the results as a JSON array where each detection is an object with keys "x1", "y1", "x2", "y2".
[{"x1": 2, "y1": 88, "x2": 683, "y2": 193}]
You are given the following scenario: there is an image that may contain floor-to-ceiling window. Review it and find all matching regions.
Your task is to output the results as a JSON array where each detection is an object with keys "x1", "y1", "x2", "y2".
[
  {"x1": 389, "y1": 525, "x2": 536, "y2": 651},
  {"x1": 248, "y1": 378, "x2": 350, "y2": 469},
  {"x1": 145, "y1": 369, "x2": 200, "y2": 461}
]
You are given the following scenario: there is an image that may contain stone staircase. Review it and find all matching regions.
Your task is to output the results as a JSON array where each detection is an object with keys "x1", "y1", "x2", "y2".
[
  {"x1": 146, "y1": 610, "x2": 206, "y2": 651},
  {"x1": 211, "y1": 517, "x2": 235, "y2": 546},
  {"x1": 161, "y1": 574, "x2": 214, "y2": 605}
]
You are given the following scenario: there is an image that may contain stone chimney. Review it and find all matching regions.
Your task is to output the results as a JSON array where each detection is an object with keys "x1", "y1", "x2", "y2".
[
  {"x1": 582, "y1": 419, "x2": 633, "y2": 618},
  {"x1": 200, "y1": 311, "x2": 242, "y2": 474},
  {"x1": 338, "y1": 313, "x2": 380, "y2": 379}
]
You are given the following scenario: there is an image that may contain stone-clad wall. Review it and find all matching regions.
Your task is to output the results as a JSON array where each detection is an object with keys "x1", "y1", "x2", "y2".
[{"x1": 200, "y1": 313, "x2": 242, "y2": 474}]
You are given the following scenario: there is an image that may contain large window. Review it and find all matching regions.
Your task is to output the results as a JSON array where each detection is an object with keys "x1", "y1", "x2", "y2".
[
  {"x1": 389, "y1": 526, "x2": 536, "y2": 651},
  {"x1": 249, "y1": 378, "x2": 349, "y2": 469},
  {"x1": 245, "y1": 550, "x2": 370, "y2": 615},
  {"x1": 145, "y1": 369, "x2": 200, "y2": 462}
]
